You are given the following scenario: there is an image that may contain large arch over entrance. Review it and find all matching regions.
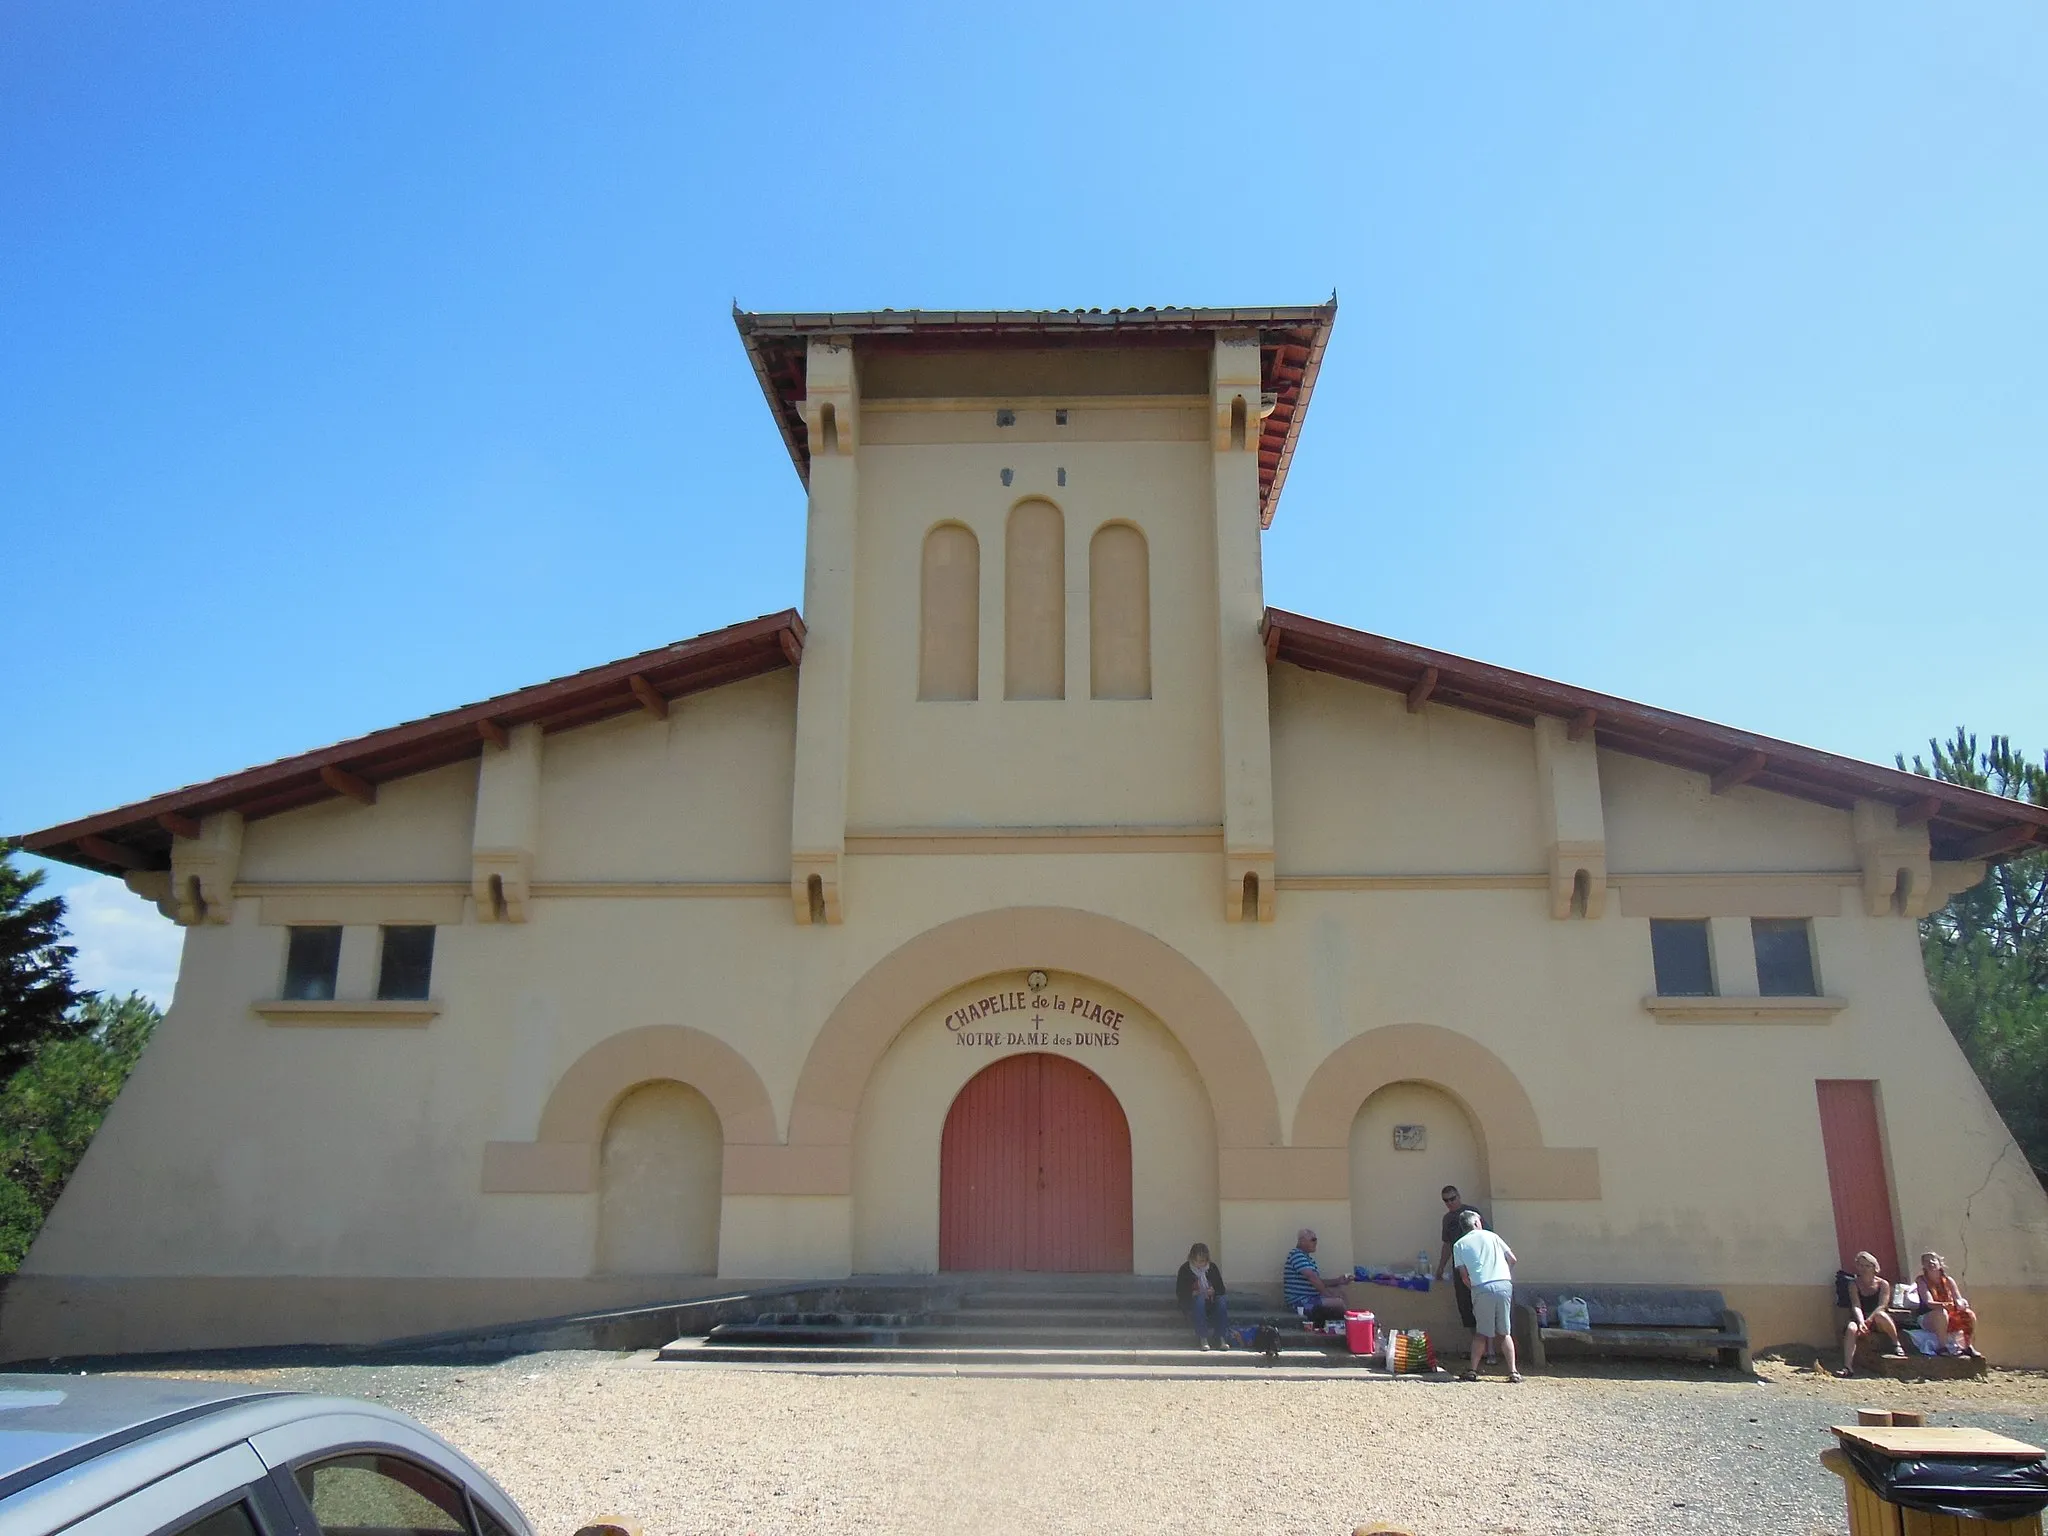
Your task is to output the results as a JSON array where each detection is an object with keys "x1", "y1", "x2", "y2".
[
  {"x1": 1293, "y1": 1023, "x2": 1600, "y2": 1202},
  {"x1": 787, "y1": 907, "x2": 1282, "y2": 1153}
]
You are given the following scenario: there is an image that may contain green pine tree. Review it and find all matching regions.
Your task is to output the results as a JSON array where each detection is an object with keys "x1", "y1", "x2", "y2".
[
  {"x1": 1901, "y1": 731, "x2": 2048, "y2": 1187},
  {"x1": 0, "y1": 991, "x2": 162, "y2": 1273},
  {"x1": 0, "y1": 843, "x2": 88, "y2": 1074}
]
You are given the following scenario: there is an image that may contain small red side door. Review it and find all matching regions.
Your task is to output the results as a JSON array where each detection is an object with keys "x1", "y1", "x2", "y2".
[{"x1": 1815, "y1": 1079, "x2": 1901, "y2": 1279}]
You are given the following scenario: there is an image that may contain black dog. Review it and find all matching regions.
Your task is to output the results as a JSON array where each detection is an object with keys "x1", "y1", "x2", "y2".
[{"x1": 1252, "y1": 1324, "x2": 1282, "y2": 1364}]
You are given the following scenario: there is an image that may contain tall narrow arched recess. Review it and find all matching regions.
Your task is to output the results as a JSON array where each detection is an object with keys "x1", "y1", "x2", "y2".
[
  {"x1": 1005, "y1": 499, "x2": 1064, "y2": 699},
  {"x1": 1089, "y1": 522, "x2": 1150, "y2": 699},
  {"x1": 919, "y1": 522, "x2": 980, "y2": 701}
]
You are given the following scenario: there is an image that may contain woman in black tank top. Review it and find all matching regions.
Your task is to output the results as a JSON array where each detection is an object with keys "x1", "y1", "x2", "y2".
[{"x1": 1837, "y1": 1251, "x2": 1906, "y2": 1376}]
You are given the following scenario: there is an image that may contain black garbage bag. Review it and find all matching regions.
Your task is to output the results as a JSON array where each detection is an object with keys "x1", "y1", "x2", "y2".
[{"x1": 1841, "y1": 1442, "x2": 2048, "y2": 1522}]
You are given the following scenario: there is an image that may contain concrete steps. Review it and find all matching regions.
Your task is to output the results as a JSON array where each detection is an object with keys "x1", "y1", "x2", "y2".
[
  {"x1": 657, "y1": 1338, "x2": 1380, "y2": 1370},
  {"x1": 1868, "y1": 1350, "x2": 1990, "y2": 1381},
  {"x1": 704, "y1": 1323, "x2": 1203, "y2": 1349},
  {"x1": 658, "y1": 1274, "x2": 1391, "y2": 1375}
]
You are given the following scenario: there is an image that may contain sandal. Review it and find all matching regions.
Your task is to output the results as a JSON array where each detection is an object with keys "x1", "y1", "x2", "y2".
[
  {"x1": 1833, "y1": 1368, "x2": 1855, "y2": 1378},
  {"x1": 1459, "y1": 1370, "x2": 1480, "y2": 1382},
  {"x1": 1507, "y1": 1372, "x2": 1523, "y2": 1383}
]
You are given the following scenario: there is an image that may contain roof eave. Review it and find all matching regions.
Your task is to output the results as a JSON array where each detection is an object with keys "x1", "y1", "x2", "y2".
[
  {"x1": 1262, "y1": 607, "x2": 2048, "y2": 863},
  {"x1": 17, "y1": 610, "x2": 807, "y2": 878},
  {"x1": 733, "y1": 302, "x2": 1339, "y2": 524}
]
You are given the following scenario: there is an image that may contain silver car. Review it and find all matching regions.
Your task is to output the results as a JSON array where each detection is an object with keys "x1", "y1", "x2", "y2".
[{"x1": 0, "y1": 1375, "x2": 536, "y2": 1536}]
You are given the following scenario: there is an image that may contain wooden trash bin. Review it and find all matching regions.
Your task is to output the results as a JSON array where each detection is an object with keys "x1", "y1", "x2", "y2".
[{"x1": 1821, "y1": 1423, "x2": 2047, "y2": 1536}]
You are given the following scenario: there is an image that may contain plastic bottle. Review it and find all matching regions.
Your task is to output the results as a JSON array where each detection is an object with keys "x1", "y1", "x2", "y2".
[{"x1": 1417, "y1": 1250, "x2": 1431, "y2": 1277}]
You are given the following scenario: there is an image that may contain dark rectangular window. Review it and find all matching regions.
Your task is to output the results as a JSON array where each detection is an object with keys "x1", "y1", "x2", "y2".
[
  {"x1": 1650, "y1": 918, "x2": 1715, "y2": 996},
  {"x1": 1754, "y1": 918, "x2": 1818, "y2": 996},
  {"x1": 283, "y1": 926, "x2": 342, "y2": 1000},
  {"x1": 377, "y1": 926, "x2": 436, "y2": 1001},
  {"x1": 171, "y1": 1500, "x2": 262, "y2": 1536}
]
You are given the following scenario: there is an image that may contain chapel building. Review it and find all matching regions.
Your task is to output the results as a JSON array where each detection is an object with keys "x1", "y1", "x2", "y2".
[{"x1": 13, "y1": 304, "x2": 2048, "y2": 1363}]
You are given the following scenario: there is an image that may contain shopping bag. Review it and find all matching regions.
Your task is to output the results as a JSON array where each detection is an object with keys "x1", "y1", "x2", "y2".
[
  {"x1": 1556, "y1": 1296, "x2": 1592, "y2": 1332},
  {"x1": 1383, "y1": 1328, "x2": 1436, "y2": 1373}
]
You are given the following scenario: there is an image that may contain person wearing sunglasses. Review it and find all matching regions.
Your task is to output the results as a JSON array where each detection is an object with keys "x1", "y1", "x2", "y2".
[{"x1": 1435, "y1": 1185, "x2": 1486, "y2": 1350}]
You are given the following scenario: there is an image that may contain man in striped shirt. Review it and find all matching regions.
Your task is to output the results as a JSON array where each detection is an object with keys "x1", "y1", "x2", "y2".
[{"x1": 1284, "y1": 1228, "x2": 1353, "y2": 1323}]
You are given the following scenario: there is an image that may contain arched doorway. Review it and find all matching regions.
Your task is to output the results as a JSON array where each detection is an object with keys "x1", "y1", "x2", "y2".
[
  {"x1": 1348, "y1": 1082, "x2": 1488, "y2": 1276},
  {"x1": 597, "y1": 1081, "x2": 723, "y2": 1275},
  {"x1": 940, "y1": 1053, "x2": 1133, "y2": 1272}
]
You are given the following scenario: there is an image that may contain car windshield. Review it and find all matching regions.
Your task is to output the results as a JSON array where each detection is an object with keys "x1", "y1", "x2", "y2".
[{"x1": 0, "y1": 1376, "x2": 274, "y2": 1499}]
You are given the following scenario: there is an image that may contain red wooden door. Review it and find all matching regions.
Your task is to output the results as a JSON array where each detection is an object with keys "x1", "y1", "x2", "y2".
[
  {"x1": 940, "y1": 1053, "x2": 1133, "y2": 1272},
  {"x1": 1816, "y1": 1080, "x2": 1901, "y2": 1279}
]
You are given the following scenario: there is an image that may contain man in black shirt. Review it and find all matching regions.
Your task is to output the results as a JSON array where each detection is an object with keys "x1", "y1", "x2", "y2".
[{"x1": 1434, "y1": 1185, "x2": 1486, "y2": 1339}]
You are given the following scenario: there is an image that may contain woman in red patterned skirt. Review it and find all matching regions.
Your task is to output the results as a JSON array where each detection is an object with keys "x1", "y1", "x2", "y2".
[{"x1": 1912, "y1": 1250, "x2": 1982, "y2": 1358}]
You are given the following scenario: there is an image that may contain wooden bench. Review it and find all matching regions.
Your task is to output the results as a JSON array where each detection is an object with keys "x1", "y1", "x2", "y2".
[{"x1": 1512, "y1": 1284, "x2": 1750, "y2": 1372}]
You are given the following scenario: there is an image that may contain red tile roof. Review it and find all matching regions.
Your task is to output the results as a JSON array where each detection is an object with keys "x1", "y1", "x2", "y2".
[
  {"x1": 17, "y1": 611, "x2": 803, "y2": 878},
  {"x1": 18, "y1": 608, "x2": 2042, "y2": 882},
  {"x1": 1263, "y1": 608, "x2": 2048, "y2": 864}
]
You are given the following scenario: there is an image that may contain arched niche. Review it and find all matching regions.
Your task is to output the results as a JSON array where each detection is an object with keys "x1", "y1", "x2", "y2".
[
  {"x1": 1348, "y1": 1082, "x2": 1488, "y2": 1274},
  {"x1": 1089, "y1": 521, "x2": 1150, "y2": 700},
  {"x1": 598, "y1": 1081, "x2": 722, "y2": 1275},
  {"x1": 1005, "y1": 498, "x2": 1064, "y2": 699},
  {"x1": 482, "y1": 1025, "x2": 778, "y2": 1196},
  {"x1": 1293, "y1": 1023, "x2": 1599, "y2": 1203},
  {"x1": 918, "y1": 521, "x2": 979, "y2": 701}
]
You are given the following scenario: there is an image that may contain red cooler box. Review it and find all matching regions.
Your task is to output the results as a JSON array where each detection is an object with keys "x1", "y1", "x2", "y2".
[{"x1": 1345, "y1": 1310, "x2": 1377, "y2": 1356}]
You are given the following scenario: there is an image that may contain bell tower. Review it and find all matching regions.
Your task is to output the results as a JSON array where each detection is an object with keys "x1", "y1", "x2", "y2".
[{"x1": 734, "y1": 304, "x2": 1336, "y2": 926}]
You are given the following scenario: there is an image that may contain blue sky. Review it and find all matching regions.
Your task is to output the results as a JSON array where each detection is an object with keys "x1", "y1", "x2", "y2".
[{"x1": 4, "y1": 3, "x2": 2044, "y2": 1003}]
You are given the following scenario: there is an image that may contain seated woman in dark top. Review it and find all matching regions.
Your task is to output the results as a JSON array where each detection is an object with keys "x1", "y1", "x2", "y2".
[
  {"x1": 1835, "y1": 1250, "x2": 1906, "y2": 1377},
  {"x1": 1175, "y1": 1243, "x2": 1231, "y2": 1350}
]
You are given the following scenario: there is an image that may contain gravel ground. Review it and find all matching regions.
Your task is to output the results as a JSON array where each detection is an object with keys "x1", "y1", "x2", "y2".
[{"x1": 119, "y1": 1352, "x2": 2046, "y2": 1536}]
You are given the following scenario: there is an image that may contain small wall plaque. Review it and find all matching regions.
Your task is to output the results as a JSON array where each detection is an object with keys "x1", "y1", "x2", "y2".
[{"x1": 1392, "y1": 1124, "x2": 1427, "y2": 1151}]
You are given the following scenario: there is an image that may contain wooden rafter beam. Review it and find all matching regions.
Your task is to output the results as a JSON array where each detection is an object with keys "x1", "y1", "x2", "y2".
[
  {"x1": 1406, "y1": 666, "x2": 1439, "y2": 713},
  {"x1": 476, "y1": 717, "x2": 509, "y2": 750},
  {"x1": 1567, "y1": 708, "x2": 1598, "y2": 743},
  {"x1": 1264, "y1": 622, "x2": 1283, "y2": 664},
  {"x1": 778, "y1": 629, "x2": 804, "y2": 668},
  {"x1": 627, "y1": 673, "x2": 668, "y2": 720},
  {"x1": 1958, "y1": 824, "x2": 2040, "y2": 860},
  {"x1": 76, "y1": 834, "x2": 146, "y2": 871},
  {"x1": 1895, "y1": 795, "x2": 1943, "y2": 830},
  {"x1": 1710, "y1": 750, "x2": 1769, "y2": 795},
  {"x1": 319, "y1": 764, "x2": 377, "y2": 805},
  {"x1": 156, "y1": 811, "x2": 202, "y2": 840}
]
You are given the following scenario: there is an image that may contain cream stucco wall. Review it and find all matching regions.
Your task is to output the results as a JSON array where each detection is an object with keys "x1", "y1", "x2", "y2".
[
  {"x1": 537, "y1": 670, "x2": 795, "y2": 881},
  {"x1": 1272, "y1": 667, "x2": 1546, "y2": 875},
  {"x1": 847, "y1": 406, "x2": 1221, "y2": 831},
  {"x1": 1600, "y1": 749, "x2": 1860, "y2": 874},
  {"x1": 238, "y1": 759, "x2": 477, "y2": 883},
  {"x1": 17, "y1": 677, "x2": 2048, "y2": 1360}
]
